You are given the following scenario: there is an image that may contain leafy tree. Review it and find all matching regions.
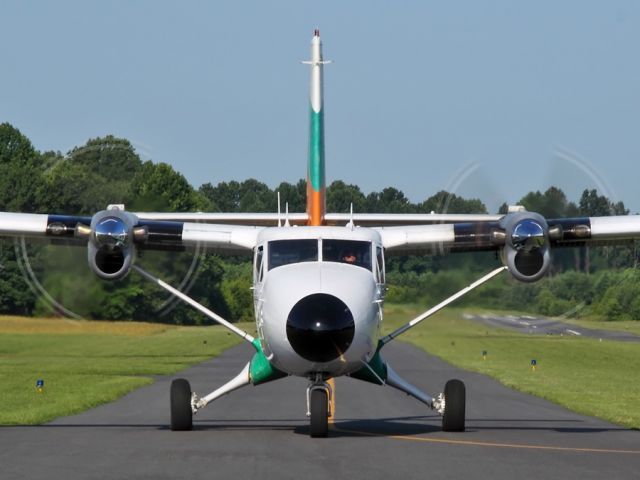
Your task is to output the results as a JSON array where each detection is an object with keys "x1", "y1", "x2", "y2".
[
  {"x1": 579, "y1": 189, "x2": 628, "y2": 217},
  {"x1": 238, "y1": 179, "x2": 275, "y2": 212},
  {"x1": 130, "y1": 161, "x2": 212, "y2": 212},
  {"x1": 41, "y1": 159, "x2": 119, "y2": 213},
  {"x1": 326, "y1": 180, "x2": 367, "y2": 213},
  {"x1": 0, "y1": 240, "x2": 38, "y2": 315},
  {"x1": 275, "y1": 179, "x2": 306, "y2": 213},
  {"x1": 366, "y1": 187, "x2": 414, "y2": 213},
  {"x1": 418, "y1": 191, "x2": 487, "y2": 214},
  {"x1": 0, "y1": 123, "x2": 44, "y2": 212},
  {"x1": 577, "y1": 189, "x2": 631, "y2": 273},
  {"x1": 200, "y1": 180, "x2": 240, "y2": 212},
  {"x1": 518, "y1": 186, "x2": 578, "y2": 219},
  {"x1": 199, "y1": 179, "x2": 274, "y2": 212},
  {"x1": 67, "y1": 136, "x2": 142, "y2": 182},
  {"x1": 0, "y1": 124, "x2": 47, "y2": 316},
  {"x1": 3, "y1": 124, "x2": 640, "y2": 323}
]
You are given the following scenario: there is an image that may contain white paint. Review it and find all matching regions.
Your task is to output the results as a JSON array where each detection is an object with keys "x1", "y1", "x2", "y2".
[
  {"x1": 181, "y1": 223, "x2": 261, "y2": 250},
  {"x1": 136, "y1": 212, "x2": 308, "y2": 226},
  {"x1": 259, "y1": 259, "x2": 380, "y2": 377},
  {"x1": 309, "y1": 34, "x2": 324, "y2": 113},
  {"x1": 194, "y1": 363, "x2": 251, "y2": 411},
  {"x1": 326, "y1": 213, "x2": 502, "y2": 225},
  {"x1": 0, "y1": 212, "x2": 48, "y2": 235},
  {"x1": 590, "y1": 216, "x2": 640, "y2": 239},
  {"x1": 376, "y1": 224, "x2": 455, "y2": 250}
]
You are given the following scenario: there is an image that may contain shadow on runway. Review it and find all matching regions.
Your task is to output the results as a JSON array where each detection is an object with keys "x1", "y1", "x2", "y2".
[
  {"x1": 2, "y1": 416, "x2": 635, "y2": 437},
  {"x1": 325, "y1": 416, "x2": 634, "y2": 438}
]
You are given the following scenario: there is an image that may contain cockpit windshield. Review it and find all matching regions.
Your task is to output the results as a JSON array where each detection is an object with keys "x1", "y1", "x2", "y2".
[
  {"x1": 267, "y1": 238, "x2": 373, "y2": 272},
  {"x1": 322, "y1": 239, "x2": 372, "y2": 271},
  {"x1": 268, "y1": 239, "x2": 318, "y2": 270}
]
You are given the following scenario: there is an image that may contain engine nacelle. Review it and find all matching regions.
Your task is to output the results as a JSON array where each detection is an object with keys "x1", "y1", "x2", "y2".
[
  {"x1": 500, "y1": 212, "x2": 551, "y2": 283},
  {"x1": 87, "y1": 210, "x2": 138, "y2": 280}
]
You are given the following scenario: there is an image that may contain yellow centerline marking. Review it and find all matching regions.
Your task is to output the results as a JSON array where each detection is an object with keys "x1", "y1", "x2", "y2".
[
  {"x1": 328, "y1": 378, "x2": 336, "y2": 424},
  {"x1": 332, "y1": 426, "x2": 640, "y2": 454}
]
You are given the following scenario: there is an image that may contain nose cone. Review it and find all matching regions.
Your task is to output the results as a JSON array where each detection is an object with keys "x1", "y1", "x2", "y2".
[{"x1": 286, "y1": 293, "x2": 355, "y2": 363}]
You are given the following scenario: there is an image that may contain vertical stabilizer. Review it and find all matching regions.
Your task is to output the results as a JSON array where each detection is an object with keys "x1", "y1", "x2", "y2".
[{"x1": 304, "y1": 29, "x2": 328, "y2": 226}]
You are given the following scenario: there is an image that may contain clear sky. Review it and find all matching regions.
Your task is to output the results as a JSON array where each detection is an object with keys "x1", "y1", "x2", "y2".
[{"x1": 2, "y1": 1, "x2": 639, "y2": 213}]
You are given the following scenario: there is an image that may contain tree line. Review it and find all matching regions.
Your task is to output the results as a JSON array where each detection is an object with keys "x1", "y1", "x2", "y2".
[{"x1": 0, "y1": 122, "x2": 637, "y2": 322}]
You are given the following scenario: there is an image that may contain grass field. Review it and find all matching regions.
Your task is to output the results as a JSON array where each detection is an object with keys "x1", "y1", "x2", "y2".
[
  {"x1": 382, "y1": 305, "x2": 640, "y2": 429},
  {"x1": 0, "y1": 316, "x2": 245, "y2": 425}
]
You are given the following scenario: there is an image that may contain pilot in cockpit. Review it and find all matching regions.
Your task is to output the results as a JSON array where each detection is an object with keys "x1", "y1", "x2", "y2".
[{"x1": 342, "y1": 250, "x2": 357, "y2": 264}]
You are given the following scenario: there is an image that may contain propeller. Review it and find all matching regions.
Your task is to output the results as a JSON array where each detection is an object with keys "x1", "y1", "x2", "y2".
[{"x1": 16, "y1": 205, "x2": 203, "y2": 320}]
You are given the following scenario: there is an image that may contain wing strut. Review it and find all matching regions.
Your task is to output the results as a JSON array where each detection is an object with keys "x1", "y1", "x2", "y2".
[
  {"x1": 133, "y1": 265, "x2": 255, "y2": 344},
  {"x1": 380, "y1": 266, "x2": 508, "y2": 345}
]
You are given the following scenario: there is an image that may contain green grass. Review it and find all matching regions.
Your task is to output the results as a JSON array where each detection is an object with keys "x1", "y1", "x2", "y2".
[
  {"x1": 0, "y1": 317, "x2": 246, "y2": 425},
  {"x1": 382, "y1": 304, "x2": 640, "y2": 429}
]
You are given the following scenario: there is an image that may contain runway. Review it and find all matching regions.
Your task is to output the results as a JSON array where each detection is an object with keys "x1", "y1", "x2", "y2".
[
  {"x1": 463, "y1": 312, "x2": 640, "y2": 341},
  {"x1": 1, "y1": 341, "x2": 639, "y2": 480}
]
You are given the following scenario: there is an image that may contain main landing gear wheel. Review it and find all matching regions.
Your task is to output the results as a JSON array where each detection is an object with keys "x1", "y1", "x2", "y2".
[
  {"x1": 170, "y1": 378, "x2": 193, "y2": 431},
  {"x1": 309, "y1": 388, "x2": 329, "y2": 438},
  {"x1": 442, "y1": 379, "x2": 466, "y2": 432}
]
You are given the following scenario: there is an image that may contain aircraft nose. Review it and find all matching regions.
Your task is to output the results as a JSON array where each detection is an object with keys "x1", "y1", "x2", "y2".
[{"x1": 286, "y1": 293, "x2": 355, "y2": 363}]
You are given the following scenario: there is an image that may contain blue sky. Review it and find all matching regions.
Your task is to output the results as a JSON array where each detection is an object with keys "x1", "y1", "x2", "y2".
[{"x1": 2, "y1": 1, "x2": 640, "y2": 213}]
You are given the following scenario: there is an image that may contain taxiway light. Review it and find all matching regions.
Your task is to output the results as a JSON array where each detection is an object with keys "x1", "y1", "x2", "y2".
[
  {"x1": 530, "y1": 359, "x2": 537, "y2": 371},
  {"x1": 482, "y1": 350, "x2": 487, "y2": 360},
  {"x1": 36, "y1": 379, "x2": 44, "y2": 393}
]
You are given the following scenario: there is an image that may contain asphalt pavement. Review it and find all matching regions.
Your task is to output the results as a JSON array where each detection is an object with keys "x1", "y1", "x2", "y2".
[
  {"x1": 1, "y1": 341, "x2": 639, "y2": 480},
  {"x1": 463, "y1": 312, "x2": 640, "y2": 341}
]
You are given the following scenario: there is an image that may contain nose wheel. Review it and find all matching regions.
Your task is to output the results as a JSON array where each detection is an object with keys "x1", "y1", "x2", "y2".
[
  {"x1": 307, "y1": 380, "x2": 332, "y2": 438},
  {"x1": 310, "y1": 389, "x2": 329, "y2": 437}
]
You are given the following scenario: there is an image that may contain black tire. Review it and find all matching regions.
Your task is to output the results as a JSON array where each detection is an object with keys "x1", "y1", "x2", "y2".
[
  {"x1": 170, "y1": 378, "x2": 193, "y2": 431},
  {"x1": 442, "y1": 379, "x2": 465, "y2": 432},
  {"x1": 310, "y1": 388, "x2": 328, "y2": 438}
]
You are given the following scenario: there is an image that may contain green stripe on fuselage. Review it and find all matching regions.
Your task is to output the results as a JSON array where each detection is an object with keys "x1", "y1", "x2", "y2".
[{"x1": 308, "y1": 106, "x2": 325, "y2": 192}]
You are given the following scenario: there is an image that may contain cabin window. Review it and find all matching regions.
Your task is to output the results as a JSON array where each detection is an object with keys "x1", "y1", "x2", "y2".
[
  {"x1": 322, "y1": 240, "x2": 372, "y2": 271},
  {"x1": 376, "y1": 246, "x2": 385, "y2": 283},
  {"x1": 254, "y1": 245, "x2": 264, "y2": 282},
  {"x1": 268, "y1": 239, "x2": 318, "y2": 270}
]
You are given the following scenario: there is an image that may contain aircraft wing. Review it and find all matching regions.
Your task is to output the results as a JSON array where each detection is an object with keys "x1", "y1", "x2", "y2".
[
  {"x1": 135, "y1": 212, "x2": 308, "y2": 226},
  {"x1": 134, "y1": 211, "x2": 502, "y2": 226},
  {"x1": 375, "y1": 212, "x2": 640, "y2": 283},
  {"x1": 375, "y1": 214, "x2": 640, "y2": 253},
  {"x1": 0, "y1": 211, "x2": 261, "y2": 254}
]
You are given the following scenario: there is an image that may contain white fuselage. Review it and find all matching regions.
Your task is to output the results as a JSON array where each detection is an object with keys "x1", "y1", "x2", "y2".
[{"x1": 252, "y1": 226, "x2": 385, "y2": 378}]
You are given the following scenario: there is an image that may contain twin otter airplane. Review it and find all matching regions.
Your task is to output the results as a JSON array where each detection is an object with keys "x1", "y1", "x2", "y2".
[{"x1": 3, "y1": 30, "x2": 640, "y2": 437}]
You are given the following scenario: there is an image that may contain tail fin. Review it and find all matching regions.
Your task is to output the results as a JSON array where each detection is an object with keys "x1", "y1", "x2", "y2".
[{"x1": 304, "y1": 29, "x2": 329, "y2": 226}]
